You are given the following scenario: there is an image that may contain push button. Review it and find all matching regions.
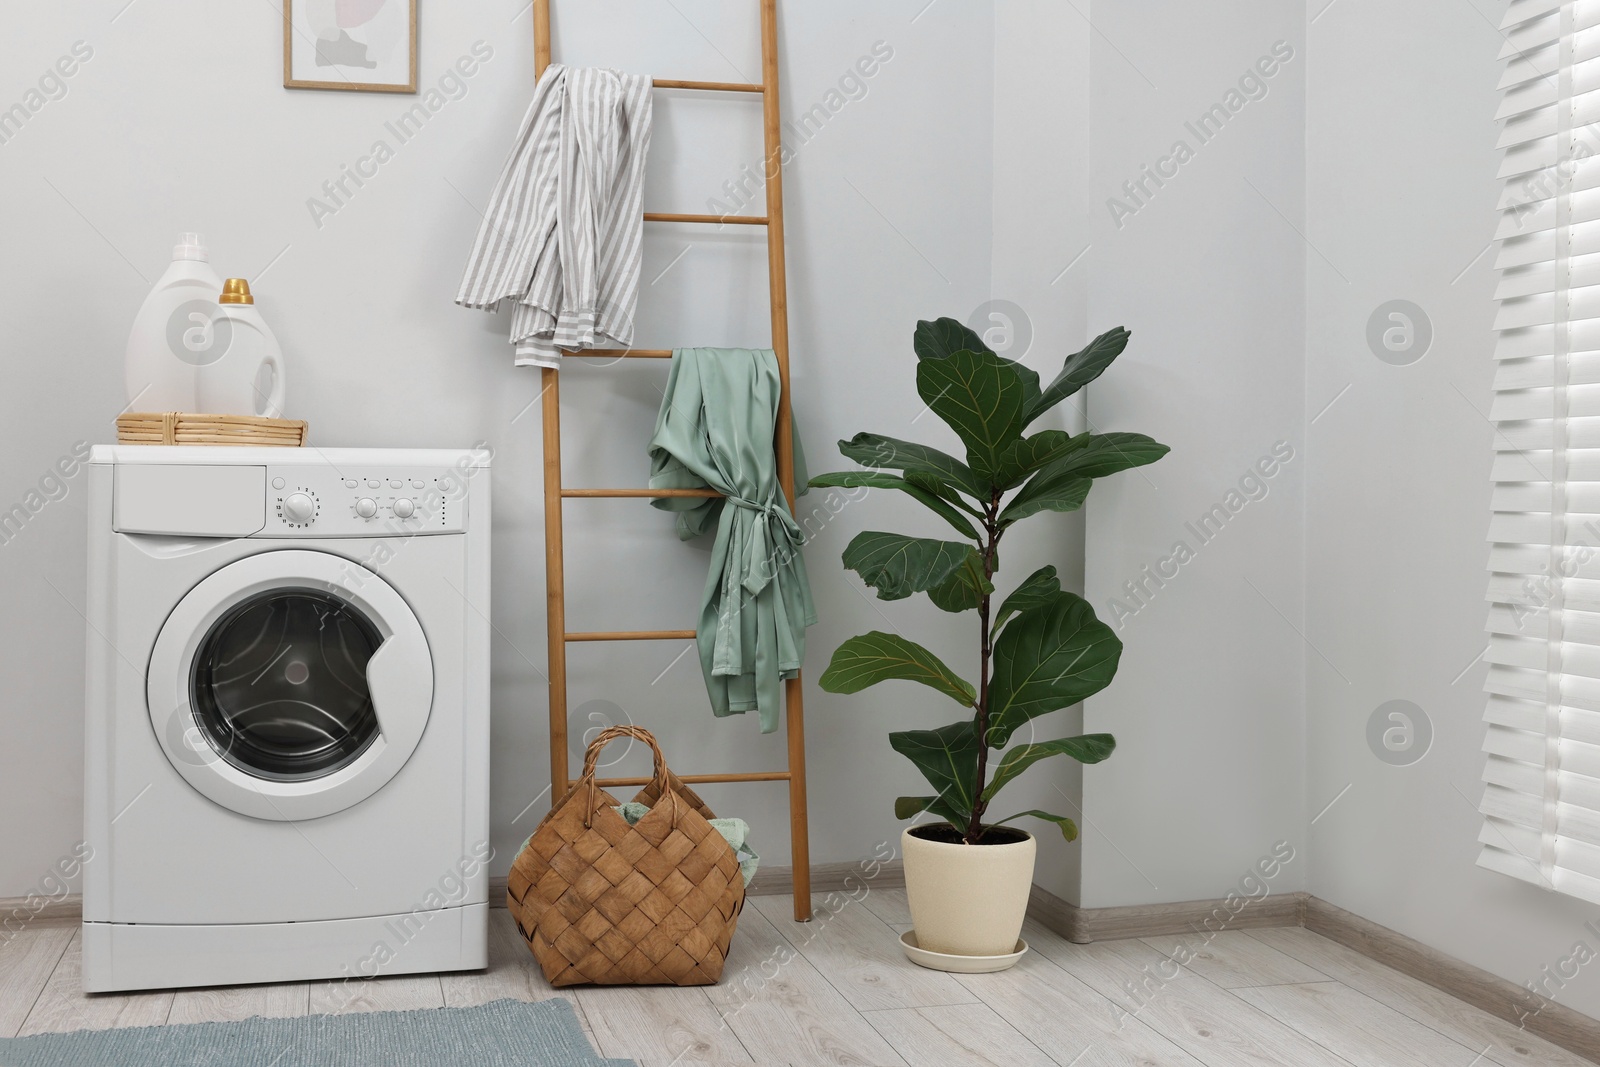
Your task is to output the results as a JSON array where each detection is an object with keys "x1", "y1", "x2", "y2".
[{"x1": 271, "y1": 477, "x2": 285, "y2": 490}]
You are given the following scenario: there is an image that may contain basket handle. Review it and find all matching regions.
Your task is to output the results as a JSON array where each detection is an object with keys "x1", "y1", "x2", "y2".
[
  {"x1": 581, "y1": 725, "x2": 667, "y2": 786},
  {"x1": 580, "y1": 726, "x2": 670, "y2": 829}
]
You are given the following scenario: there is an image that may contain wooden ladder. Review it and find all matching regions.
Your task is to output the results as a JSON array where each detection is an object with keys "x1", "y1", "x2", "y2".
[{"x1": 532, "y1": 0, "x2": 811, "y2": 922}]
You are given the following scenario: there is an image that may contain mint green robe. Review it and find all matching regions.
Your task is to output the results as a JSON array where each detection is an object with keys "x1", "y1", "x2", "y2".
[{"x1": 647, "y1": 348, "x2": 816, "y2": 733}]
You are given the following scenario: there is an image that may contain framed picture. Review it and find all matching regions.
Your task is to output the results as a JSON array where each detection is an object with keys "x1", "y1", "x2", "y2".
[{"x1": 284, "y1": 0, "x2": 417, "y2": 94}]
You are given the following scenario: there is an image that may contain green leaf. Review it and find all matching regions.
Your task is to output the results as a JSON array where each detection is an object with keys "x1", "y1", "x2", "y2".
[
  {"x1": 895, "y1": 795, "x2": 936, "y2": 819},
  {"x1": 916, "y1": 350, "x2": 1030, "y2": 482},
  {"x1": 905, "y1": 471, "x2": 984, "y2": 517},
  {"x1": 1038, "y1": 432, "x2": 1170, "y2": 480},
  {"x1": 991, "y1": 566, "x2": 1062, "y2": 636},
  {"x1": 1013, "y1": 360, "x2": 1043, "y2": 419},
  {"x1": 980, "y1": 735, "x2": 1117, "y2": 803},
  {"x1": 994, "y1": 810, "x2": 1080, "y2": 841},
  {"x1": 1024, "y1": 326, "x2": 1130, "y2": 427},
  {"x1": 915, "y1": 317, "x2": 993, "y2": 361},
  {"x1": 994, "y1": 431, "x2": 1090, "y2": 490},
  {"x1": 998, "y1": 474, "x2": 1093, "y2": 526},
  {"x1": 808, "y1": 471, "x2": 979, "y2": 540},
  {"x1": 912, "y1": 320, "x2": 1046, "y2": 415},
  {"x1": 895, "y1": 794, "x2": 968, "y2": 825},
  {"x1": 818, "y1": 631, "x2": 977, "y2": 706},
  {"x1": 890, "y1": 721, "x2": 980, "y2": 825},
  {"x1": 843, "y1": 532, "x2": 976, "y2": 601},
  {"x1": 999, "y1": 433, "x2": 1169, "y2": 527},
  {"x1": 926, "y1": 549, "x2": 994, "y2": 613},
  {"x1": 837, "y1": 433, "x2": 986, "y2": 501},
  {"x1": 988, "y1": 592, "x2": 1122, "y2": 746}
]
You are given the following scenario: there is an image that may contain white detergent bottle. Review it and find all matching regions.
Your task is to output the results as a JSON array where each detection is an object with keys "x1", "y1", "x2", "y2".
[
  {"x1": 197, "y1": 278, "x2": 286, "y2": 418},
  {"x1": 123, "y1": 232, "x2": 224, "y2": 411}
]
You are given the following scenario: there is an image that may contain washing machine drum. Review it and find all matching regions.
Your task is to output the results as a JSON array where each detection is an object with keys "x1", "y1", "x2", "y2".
[
  {"x1": 148, "y1": 550, "x2": 433, "y2": 821},
  {"x1": 191, "y1": 589, "x2": 384, "y2": 781}
]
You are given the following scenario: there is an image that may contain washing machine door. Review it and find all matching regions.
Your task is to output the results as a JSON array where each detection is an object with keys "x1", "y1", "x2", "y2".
[{"x1": 147, "y1": 549, "x2": 433, "y2": 821}]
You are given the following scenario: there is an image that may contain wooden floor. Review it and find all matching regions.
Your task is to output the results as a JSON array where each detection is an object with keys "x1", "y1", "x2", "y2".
[{"x1": 1, "y1": 890, "x2": 1591, "y2": 1066}]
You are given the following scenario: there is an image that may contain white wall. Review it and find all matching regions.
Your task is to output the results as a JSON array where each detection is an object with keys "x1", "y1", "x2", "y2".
[
  {"x1": 1078, "y1": 0, "x2": 1309, "y2": 908},
  {"x1": 999, "y1": 0, "x2": 1600, "y2": 1020},
  {"x1": 0, "y1": 0, "x2": 996, "y2": 897},
  {"x1": 989, "y1": 1, "x2": 1092, "y2": 902},
  {"x1": 1305, "y1": 0, "x2": 1600, "y2": 1021}
]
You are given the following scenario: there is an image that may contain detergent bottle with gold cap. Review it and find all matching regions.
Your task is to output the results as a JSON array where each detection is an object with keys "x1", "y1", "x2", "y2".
[{"x1": 197, "y1": 278, "x2": 286, "y2": 418}]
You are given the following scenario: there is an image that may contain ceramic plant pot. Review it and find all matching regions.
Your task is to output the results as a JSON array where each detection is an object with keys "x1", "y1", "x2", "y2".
[{"x1": 901, "y1": 824, "x2": 1036, "y2": 969}]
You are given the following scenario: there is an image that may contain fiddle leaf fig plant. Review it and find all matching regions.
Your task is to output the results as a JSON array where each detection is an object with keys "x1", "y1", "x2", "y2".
[{"x1": 810, "y1": 319, "x2": 1168, "y2": 845}]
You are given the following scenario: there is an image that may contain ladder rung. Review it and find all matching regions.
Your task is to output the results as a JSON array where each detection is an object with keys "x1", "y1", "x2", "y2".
[
  {"x1": 654, "y1": 78, "x2": 763, "y2": 93},
  {"x1": 562, "y1": 488, "x2": 723, "y2": 498},
  {"x1": 645, "y1": 212, "x2": 768, "y2": 225},
  {"x1": 566, "y1": 630, "x2": 696, "y2": 642},
  {"x1": 561, "y1": 348, "x2": 674, "y2": 359},
  {"x1": 597, "y1": 771, "x2": 791, "y2": 787}
]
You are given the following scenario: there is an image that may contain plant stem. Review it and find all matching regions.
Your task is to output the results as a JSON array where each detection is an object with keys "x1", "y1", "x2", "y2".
[{"x1": 966, "y1": 491, "x2": 1003, "y2": 844}]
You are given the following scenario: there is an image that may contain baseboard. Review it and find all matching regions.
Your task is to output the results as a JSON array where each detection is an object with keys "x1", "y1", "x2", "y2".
[
  {"x1": 1303, "y1": 896, "x2": 1600, "y2": 1063},
  {"x1": 1026, "y1": 884, "x2": 1308, "y2": 944},
  {"x1": 0, "y1": 894, "x2": 81, "y2": 928},
  {"x1": 746, "y1": 861, "x2": 906, "y2": 897},
  {"x1": 490, "y1": 861, "x2": 905, "y2": 909},
  {"x1": 12, "y1": 882, "x2": 1599, "y2": 1061}
]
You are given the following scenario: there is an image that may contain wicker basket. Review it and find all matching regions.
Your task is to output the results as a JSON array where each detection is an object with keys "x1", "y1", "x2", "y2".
[
  {"x1": 116, "y1": 412, "x2": 307, "y2": 447},
  {"x1": 507, "y1": 726, "x2": 746, "y2": 987}
]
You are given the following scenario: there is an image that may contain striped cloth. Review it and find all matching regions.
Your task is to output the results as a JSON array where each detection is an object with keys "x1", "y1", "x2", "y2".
[{"x1": 456, "y1": 65, "x2": 652, "y2": 369}]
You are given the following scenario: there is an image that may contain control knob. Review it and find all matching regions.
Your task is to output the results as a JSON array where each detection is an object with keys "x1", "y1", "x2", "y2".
[
  {"x1": 282, "y1": 493, "x2": 316, "y2": 524},
  {"x1": 355, "y1": 497, "x2": 378, "y2": 519},
  {"x1": 392, "y1": 497, "x2": 415, "y2": 519}
]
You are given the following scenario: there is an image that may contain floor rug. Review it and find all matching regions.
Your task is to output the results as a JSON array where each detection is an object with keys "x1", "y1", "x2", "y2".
[{"x1": 0, "y1": 997, "x2": 634, "y2": 1067}]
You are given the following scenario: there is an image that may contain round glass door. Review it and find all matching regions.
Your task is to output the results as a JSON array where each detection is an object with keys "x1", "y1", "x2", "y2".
[
  {"x1": 190, "y1": 588, "x2": 382, "y2": 781},
  {"x1": 148, "y1": 549, "x2": 434, "y2": 822}
]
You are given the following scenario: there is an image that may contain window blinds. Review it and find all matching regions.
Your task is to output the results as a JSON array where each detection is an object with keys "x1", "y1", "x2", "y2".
[{"x1": 1483, "y1": 0, "x2": 1600, "y2": 904}]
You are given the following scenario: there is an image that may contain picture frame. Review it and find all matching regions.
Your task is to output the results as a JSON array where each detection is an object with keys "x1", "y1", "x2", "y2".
[{"x1": 283, "y1": 0, "x2": 418, "y2": 94}]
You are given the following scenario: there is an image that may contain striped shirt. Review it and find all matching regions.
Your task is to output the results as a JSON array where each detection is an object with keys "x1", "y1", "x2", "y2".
[{"x1": 456, "y1": 65, "x2": 652, "y2": 369}]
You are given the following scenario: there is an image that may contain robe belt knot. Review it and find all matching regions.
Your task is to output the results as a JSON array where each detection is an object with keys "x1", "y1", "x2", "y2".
[{"x1": 727, "y1": 493, "x2": 804, "y2": 596}]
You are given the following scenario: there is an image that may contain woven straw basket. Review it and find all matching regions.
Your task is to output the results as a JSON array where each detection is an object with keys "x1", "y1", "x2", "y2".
[
  {"x1": 117, "y1": 412, "x2": 307, "y2": 446},
  {"x1": 507, "y1": 726, "x2": 746, "y2": 987}
]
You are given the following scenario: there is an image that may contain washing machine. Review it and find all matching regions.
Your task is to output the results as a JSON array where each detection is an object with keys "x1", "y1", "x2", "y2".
[{"x1": 82, "y1": 446, "x2": 491, "y2": 993}]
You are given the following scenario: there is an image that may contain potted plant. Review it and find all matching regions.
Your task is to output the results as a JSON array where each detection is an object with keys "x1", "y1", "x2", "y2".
[{"x1": 809, "y1": 318, "x2": 1167, "y2": 969}]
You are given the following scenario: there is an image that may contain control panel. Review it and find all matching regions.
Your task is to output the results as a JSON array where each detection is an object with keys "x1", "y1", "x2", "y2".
[{"x1": 264, "y1": 466, "x2": 470, "y2": 536}]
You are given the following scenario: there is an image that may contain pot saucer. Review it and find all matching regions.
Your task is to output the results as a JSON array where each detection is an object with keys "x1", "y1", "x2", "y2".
[{"x1": 899, "y1": 930, "x2": 1028, "y2": 973}]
